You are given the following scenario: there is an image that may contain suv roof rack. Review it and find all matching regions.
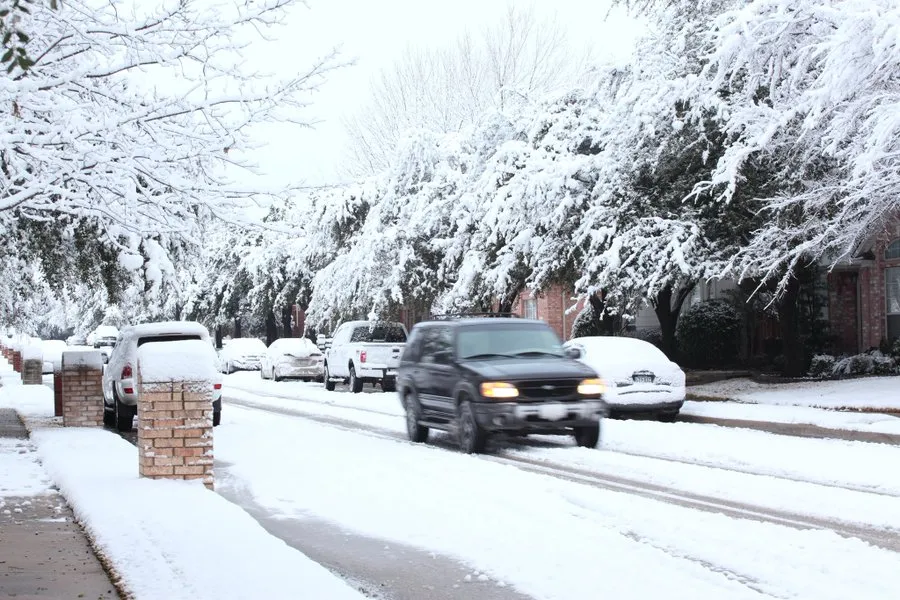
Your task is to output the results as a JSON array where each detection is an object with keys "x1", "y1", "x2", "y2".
[{"x1": 428, "y1": 312, "x2": 521, "y2": 320}]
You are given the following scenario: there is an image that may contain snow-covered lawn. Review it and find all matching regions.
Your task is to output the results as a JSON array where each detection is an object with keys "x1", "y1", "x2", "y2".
[
  {"x1": 215, "y1": 404, "x2": 900, "y2": 600},
  {"x1": 0, "y1": 371, "x2": 364, "y2": 600},
  {"x1": 689, "y1": 376, "x2": 900, "y2": 411}
]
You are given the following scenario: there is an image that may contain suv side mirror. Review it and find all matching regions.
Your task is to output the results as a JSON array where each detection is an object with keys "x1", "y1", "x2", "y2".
[{"x1": 564, "y1": 346, "x2": 582, "y2": 360}]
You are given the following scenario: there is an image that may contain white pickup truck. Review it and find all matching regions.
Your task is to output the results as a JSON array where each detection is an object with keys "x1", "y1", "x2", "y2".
[{"x1": 323, "y1": 320, "x2": 408, "y2": 393}]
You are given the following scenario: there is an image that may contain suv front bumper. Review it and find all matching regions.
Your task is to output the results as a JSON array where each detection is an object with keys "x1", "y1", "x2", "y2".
[{"x1": 473, "y1": 399, "x2": 606, "y2": 433}]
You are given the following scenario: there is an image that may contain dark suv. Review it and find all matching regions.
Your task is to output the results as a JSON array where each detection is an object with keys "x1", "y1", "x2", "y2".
[{"x1": 396, "y1": 317, "x2": 607, "y2": 453}]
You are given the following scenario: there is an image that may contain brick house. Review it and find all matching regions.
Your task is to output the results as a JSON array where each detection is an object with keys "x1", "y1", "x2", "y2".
[
  {"x1": 513, "y1": 287, "x2": 587, "y2": 340},
  {"x1": 827, "y1": 222, "x2": 900, "y2": 354}
]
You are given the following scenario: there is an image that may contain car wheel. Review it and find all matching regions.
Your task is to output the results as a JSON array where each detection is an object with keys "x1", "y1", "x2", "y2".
[
  {"x1": 349, "y1": 364, "x2": 363, "y2": 393},
  {"x1": 273, "y1": 367, "x2": 281, "y2": 382},
  {"x1": 658, "y1": 411, "x2": 679, "y2": 423},
  {"x1": 103, "y1": 403, "x2": 115, "y2": 427},
  {"x1": 323, "y1": 363, "x2": 336, "y2": 391},
  {"x1": 573, "y1": 423, "x2": 600, "y2": 448},
  {"x1": 381, "y1": 377, "x2": 396, "y2": 393},
  {"x1": 114, "y1": 393, "x2": 134, "y2": 433},
  {"x1": 457, "y1": 400, "x2": 488, "y2": 454},
  {"x1": 213, "y1": 410, "x2": 221, "y2": 427},
  {"x1": 404, "y1": 391, "x2": 429, "y2": 443},
  {"x1": 226, "y1": 362, "x2": 233, "y2": 375}
]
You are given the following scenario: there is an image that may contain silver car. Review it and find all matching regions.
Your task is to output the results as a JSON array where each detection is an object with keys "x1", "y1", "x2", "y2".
[{"x1": 261, "y1": 337, "x2": 324, "y2": 382}]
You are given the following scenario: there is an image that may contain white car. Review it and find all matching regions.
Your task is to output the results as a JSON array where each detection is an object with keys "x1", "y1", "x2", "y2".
[
  {"x1": 38, "y1": 339, "x2": 67, "y2": 373},
  {"x1": 103, "y1": 321, "x2": 223, "y2": 432},
  {"x1": 219, "y1": 337, "x2": 267, "y2": 373},
  {"x1": 261, "y1": 337, "x2": 324, "y2": 381},
  {"x1": 324, "y1": 320, "x2": 407, "y2": 393},
  {"x1": 563, "y1": 336, "x2": 686, "y2": 420}
]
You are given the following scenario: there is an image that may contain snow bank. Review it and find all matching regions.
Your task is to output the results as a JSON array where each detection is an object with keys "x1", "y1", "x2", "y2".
[
  {"x1": 22, "y1": 345, "x2": 42, "y2": 361},
  {"x1": 23, "y1": 426, "x2": 364, "y2": 600},
  {"x1": 0, "y1": 383, "x2": 53, "y2": 417},
  {"x1": 138, "y1": 339, "x2": 218, "y2": 382},
  {"x1": 61, "y1": 350, "x2": 104, "y2": 369}
]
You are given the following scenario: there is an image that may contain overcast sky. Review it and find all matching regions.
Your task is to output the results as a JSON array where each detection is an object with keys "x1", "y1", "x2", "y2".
[{"x1": 234, "y1": 0, "x2": 643, "y2": 190}]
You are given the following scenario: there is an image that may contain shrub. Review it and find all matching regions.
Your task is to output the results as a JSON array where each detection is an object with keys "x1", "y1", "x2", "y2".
[
  {"x1": 675, "y1": 300, "x2": 741, "y2": 368},
  {"x1": 624, "y1": 327, "x2": 663, "y2": 350},
  {"x1": 808, "y1": 354, "x2": 836, "y2": 378},
  {"x1": 570, "y1": 305, "x2": 602, "y2": 339}
]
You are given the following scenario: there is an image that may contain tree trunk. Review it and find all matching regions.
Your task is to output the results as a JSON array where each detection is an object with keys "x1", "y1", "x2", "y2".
[
  {"x1": 265, "y1": 310, "x2": 278, "y2": 346},
  {"x1": 281, "y1": 305, "x2": 293, "y2": 338},
  {"x1": 778, "y1": 271, "x2": 803, "y2": 377},
  {"x1": 652, "y1": 283, "x2": 694, "y2": 361},
  {"x1": 215, "y1": 325, "x2": 223, "y2": 349},
  {"x1": 234, "y1": 317, "x2": 242, "y2": 339}
]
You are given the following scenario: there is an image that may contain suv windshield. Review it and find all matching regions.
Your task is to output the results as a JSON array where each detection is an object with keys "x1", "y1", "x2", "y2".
[
  {"x1": 457, "y1": 325, "x2": 563, "y2": 360},
  {"x1": 351, "y1": 323, "x2": 407, "y2": 343}
]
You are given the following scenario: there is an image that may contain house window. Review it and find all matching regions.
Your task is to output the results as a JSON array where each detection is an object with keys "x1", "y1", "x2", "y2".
[
  {"x1": 887, "y1": 267, "x2": 900, "y2": 341},
  {"x1": 886, "y1": 239, "x2": 900, "y2": 260},
  {"x1": 524, "y1": 298, "x2": 537, "y2": 320}
]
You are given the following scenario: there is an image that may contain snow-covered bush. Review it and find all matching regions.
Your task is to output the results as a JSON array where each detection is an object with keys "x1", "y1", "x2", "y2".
[
  {"x1": 808, "y1": 355, "x2": 836, "y2": 379},
  {"x1": 624, "y1": 327, "x2": 664, "y2": 351},
  {"x1": 571, "y1": 306, "x2": 602, "y2": 339},
  {"x1": 814, "y1": 351, "x2": 898, "y2": 379},
  {"x1": 675, "y1": 300, "x2": 740, "y2": 368}
]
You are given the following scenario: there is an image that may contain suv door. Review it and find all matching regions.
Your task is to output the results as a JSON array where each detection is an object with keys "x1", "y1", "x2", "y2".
[{"x1": 418, "y1": 325, "x2": 456, "y2": 417}]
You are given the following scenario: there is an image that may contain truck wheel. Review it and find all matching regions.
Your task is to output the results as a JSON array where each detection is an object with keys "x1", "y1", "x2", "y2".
[
  {"x1": 573, "y1": 424, "x2": 600, "y2": 448},
  {"x1": 405, "y1": 391, "x2": 429, "y2": 443},
  {"x1": 381, "y1": 378, "x2": 396, "y2": 393},
  {"x1": 349, "y1": 364, "x2": 363, "y2": 393},
  {"x1": 458, "y1": 400, "x2": 488, "y2": 454},
  {"x1": 323, "y1": 364, "x2": 336, "y2": 391},
  {"x1": 114, "y1": 394, "x2": 134, "y2": 432}
]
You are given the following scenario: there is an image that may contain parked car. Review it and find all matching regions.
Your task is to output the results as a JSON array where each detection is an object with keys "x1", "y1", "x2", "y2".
[
  {"x1": 396, "y1": 317, "x2": 607, "y2": 453},
  {"x1": 87, "y1": 325, "x2": 119, "y2": 363},
  {"x1": 38, "y1": 339, "x2": 67, "y2": 373},
  {"x1": 324, "y1": 320, "x2": 407, "y2": 393},
  {"x1": 563, "y1": 336, "x2": 686, "y2": 420},
  {"x1": 102, "y1": 321, "x2": 222, "y2": 432},
  {"x1": 219, "y1": 337, "x2": 267, "y2": 373},
  {"x1": 66, "y1": 334, "x2": 87, "y2": 346},
  {"x1": 261, "y1": 337, "x2": 324, "y2": 381}
]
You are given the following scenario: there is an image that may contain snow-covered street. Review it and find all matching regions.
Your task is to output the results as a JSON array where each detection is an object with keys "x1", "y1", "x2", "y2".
[{"x1": 212, "y1": 373, "x2": 900, "y2": 599}]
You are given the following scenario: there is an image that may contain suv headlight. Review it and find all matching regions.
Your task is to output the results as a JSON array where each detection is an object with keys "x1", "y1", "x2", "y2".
[
  {"x1": 578, "y1": 378, "x2": 605, "y2": 395},
  {"x1": 480, "y1": 382, "x2": 519, "y2": 399}
]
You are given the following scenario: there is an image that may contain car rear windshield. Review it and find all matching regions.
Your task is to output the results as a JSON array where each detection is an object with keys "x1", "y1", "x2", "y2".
[
  {"x1": 457, "y1": 325, "x2": 563, "y2": 359},
  {"x1": 351, "y1": 323, "x2": 407, "y2": 343},
  {"x1": 137, "y1": 334, "x2": 202, "y2": 347}
]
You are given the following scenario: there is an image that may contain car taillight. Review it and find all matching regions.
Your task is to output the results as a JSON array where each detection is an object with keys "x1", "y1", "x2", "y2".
[
  {"x1": 123, "y1": 387, "x2": 134, "y2": 394},
  {"x1": 360, "y1": 351, "x2": 367, "y2": 363},
  {"x1": 213, "y1": 383, "x2": 222, "y2": 390},
  {"x1": 121, "y1": 364, "x2": 132, "y2": 379}
]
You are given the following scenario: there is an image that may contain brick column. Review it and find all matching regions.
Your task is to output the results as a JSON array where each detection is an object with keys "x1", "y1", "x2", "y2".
[
  {"x1": 138, "y1": 378, "x2": 214, "y2": 490},
  {"x1": 1, "y1": 346, "x2": 8, "y2": 360},
  {"x1": 53, "y1": 369, "x2": 63, "y2": 417},
  {"x1": 12, "y1": 350, "x2": 21, "y2": 372},
  {"x1": 61, "y1": 351, "x2": 105, "y2": 427},
  {"x1": 22, "y1": 359, "x2": 42, "y2": 385}
]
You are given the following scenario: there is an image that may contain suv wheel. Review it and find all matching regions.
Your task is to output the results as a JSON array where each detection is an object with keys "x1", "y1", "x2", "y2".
[
  {"x1": 458, "y1": 400, "x2": 487, "y2": 454},
  {"x1": 573, "y1": 424, "x2": 600, "y2": 448},
  {"x1": 114, "y1": 393, "x2": 134, "y2": 432},
  {"x1": 103, "y1": 402, "x2": 115, "y2": 427},
  {"x1": 405, "y1": 391, "x2": 429, "y2": 443},
  {"x1": 213, "y1": 410, "x2": 221, "y2": 427},
  {"x1": 349, "y1": 364, "x2": 363, "y2": 393},
  {"x1": 323, "y1": 364, "x2": 336, "y2": 391}
]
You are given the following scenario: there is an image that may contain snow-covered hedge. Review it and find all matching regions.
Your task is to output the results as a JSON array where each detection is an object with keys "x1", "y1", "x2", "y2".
[
  {"x1": 809, "y1": 351, "x2": 899, "y2": 379},
  {"x1": 675, "y1": 300, "x2": 741, "y2": 368}
]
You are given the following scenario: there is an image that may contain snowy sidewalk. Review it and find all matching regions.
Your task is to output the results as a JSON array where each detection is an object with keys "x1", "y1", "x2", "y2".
[{"x1": 0, "y1": 368, "x2": 366, "y2": 600}]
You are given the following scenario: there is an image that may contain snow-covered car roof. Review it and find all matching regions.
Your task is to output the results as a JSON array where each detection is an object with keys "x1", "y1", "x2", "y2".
[
  {"x1": 124, "y1": 321, "x2": 210, "y2": 340},
  {"x1": 270, "y1": 338, "x2": 319, "y2": 354},
  {"x1": 222, "y1": 337, "x2": 266, "y2": 350},
  {"x1": 93, "y1": 325, "x2": 119, "y2": 337}
]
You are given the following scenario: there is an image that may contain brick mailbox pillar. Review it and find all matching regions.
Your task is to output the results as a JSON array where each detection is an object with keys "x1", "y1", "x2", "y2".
[
  {"x1": 22, "y1": 359, "x2": 42, "y2": 385},
  {"x1": 137, "y1": 380, "x2": 214, "y2": 490},
  {"x1": 53, "y1": 368, "x2": 64, "y2": 417},
  {"x1": 12, "y1": 350, "x2": 21, "y2": 373},
  {"x1": 60, "y1": 351, "x2": 105, "y2": 427}
]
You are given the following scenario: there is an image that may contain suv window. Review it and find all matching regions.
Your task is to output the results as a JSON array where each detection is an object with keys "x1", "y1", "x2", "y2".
[
  {"x1": 457, "y1": 325, "x2": 562, "y2": 359},
  {"x1": 420, "y1": 326, "x2": 453, "y2": 363},
  {"x1": 136, "y1": 334, "x2": 202, "y2": 347},
  {"x1": 402, "y1": 328, "x2": 424, "y2": 362},
  {"x1": 350, "y1": 323, "x2": 407, "y2": 343}
]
